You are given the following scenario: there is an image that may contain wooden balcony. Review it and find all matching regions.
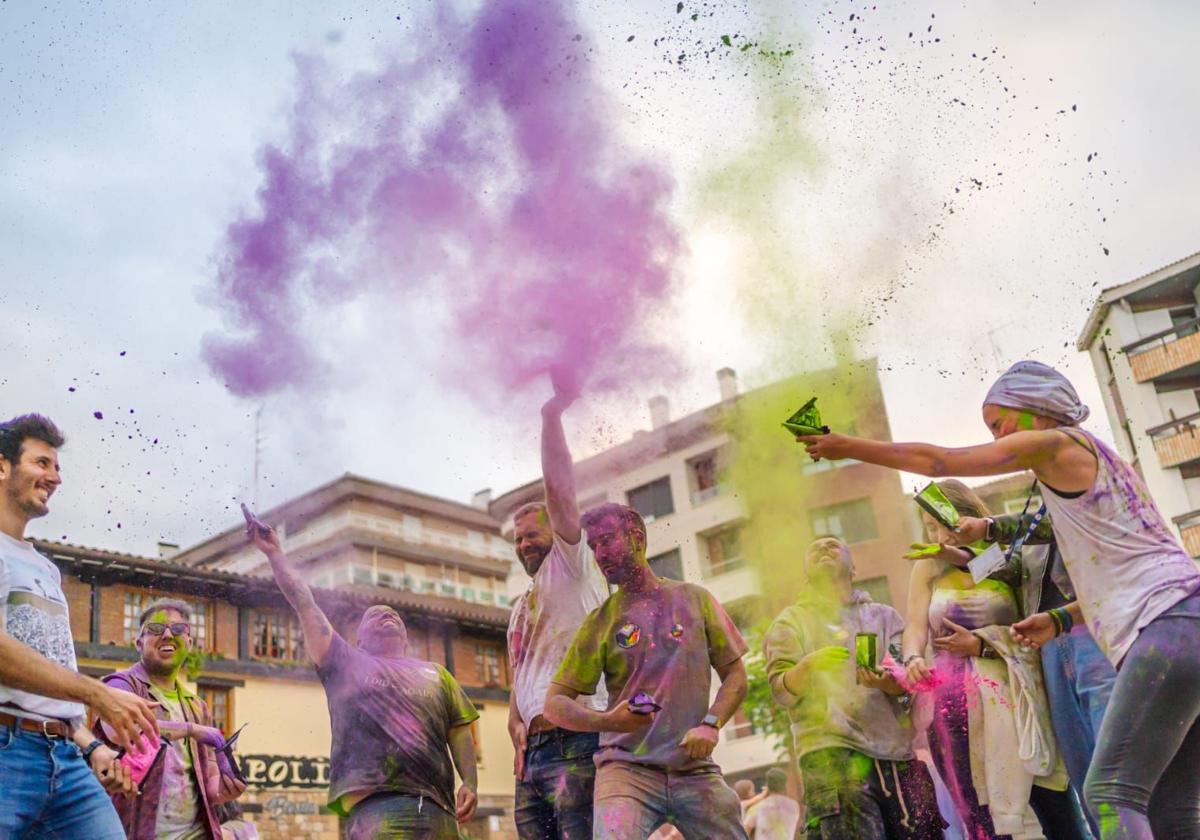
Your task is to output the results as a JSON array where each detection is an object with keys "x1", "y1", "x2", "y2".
[
  {"x1": 1172, "y1": 510, "x2": 1200, "y2": 559},
  {"x1": 1124, "y1": 318, "x2": 1200, "y2": 383},
  {"x1": 1149, "y1": 412, "x2": 1200, "y2": 469}
]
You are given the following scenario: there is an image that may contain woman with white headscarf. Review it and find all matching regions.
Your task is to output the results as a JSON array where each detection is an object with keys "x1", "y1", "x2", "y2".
[{"x1": 795, "y1": 360, "x2": 1200, "y2": 840}]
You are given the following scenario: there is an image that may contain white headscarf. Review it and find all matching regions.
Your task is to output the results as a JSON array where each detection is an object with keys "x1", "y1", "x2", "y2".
[{"x1": 983, "y1": 360, "x2": 1090, "y2": 426}]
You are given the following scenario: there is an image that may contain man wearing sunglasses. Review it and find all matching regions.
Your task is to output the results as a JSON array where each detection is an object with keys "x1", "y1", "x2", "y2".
[{"x1": 94, "y1": 599, "x2": 248, "y2": 839}]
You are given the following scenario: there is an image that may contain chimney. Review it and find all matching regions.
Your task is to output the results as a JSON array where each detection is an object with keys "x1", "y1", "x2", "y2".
[
  {"x1": 649, "y1": 395, "x2": 670, "y2": 429},
  {"x1": 472, "y1": 488, "x2": 493, "y2": 510},
  {"x1": 157, "y1": 541, "x2": 179, "y2": 560},
  {"x1": 717, "y1": 367, "x2": 738, "y2": 401}
]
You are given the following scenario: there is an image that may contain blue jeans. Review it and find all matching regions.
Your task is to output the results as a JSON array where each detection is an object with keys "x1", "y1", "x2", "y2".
[
  {"x1": 345, "y1": 792, "x2": 460, "y2": 839},
  {"x1": 514, "y1": 729, "x2": 597, "y2": 840},
  {"x1": 0, "y1": 724, "x2": 124, "y2": 839},
  {"x1": 1042, "y1": 625, "x2": 1117, "y2": 836},
  {"x1": 592, "y1": 761, "x2": 748, "y2": 840}
]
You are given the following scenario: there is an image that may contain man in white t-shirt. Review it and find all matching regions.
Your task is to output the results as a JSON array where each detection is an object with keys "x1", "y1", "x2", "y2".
[
  {"x1": 0, "y1": 413, "x2": 160, "y2": 838},
  {"x1": 744, "y1": 768, "x2": 801, "y2": 840},
  {"x1": 507, "y1": 373, "x2": 609, "y2": 840}
]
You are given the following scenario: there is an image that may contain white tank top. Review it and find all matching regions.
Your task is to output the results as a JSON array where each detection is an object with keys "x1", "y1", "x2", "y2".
[{"x1": 1038, "y1": 429, "x2": 1200, "y2": 666}]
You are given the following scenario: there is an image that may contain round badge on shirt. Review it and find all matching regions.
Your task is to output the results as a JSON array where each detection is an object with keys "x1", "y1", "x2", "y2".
[{"x1": 616, "y1": 623, "x2": 641, "y2": 648}]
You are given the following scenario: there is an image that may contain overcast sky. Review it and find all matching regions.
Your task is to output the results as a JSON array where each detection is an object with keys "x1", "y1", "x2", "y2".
[{"x1": 2, "y1": 0, "x2": 1197, "y2": 555}]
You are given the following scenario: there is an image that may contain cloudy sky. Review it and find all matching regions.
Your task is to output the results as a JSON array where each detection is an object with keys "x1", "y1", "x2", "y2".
[{"x1": 2, "y1": 0, "x2": 1197, "y2": 554}]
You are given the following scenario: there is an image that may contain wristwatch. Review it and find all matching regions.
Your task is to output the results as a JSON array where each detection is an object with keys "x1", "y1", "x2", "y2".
[
  {"x1": 700, "y1": 714, "x2": 720, "y2": 729},
  {"x1": 82, "y1": 739, "x2": 105, "y2": 766},
  {"x1": 984, "y1": 517, "x2": 996, "y2": 542}
]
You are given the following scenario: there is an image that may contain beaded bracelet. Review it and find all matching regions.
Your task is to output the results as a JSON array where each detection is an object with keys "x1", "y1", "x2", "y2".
[
  {"x1": 1047, "y1": 609, "x2": 1064, "y2": 637},
  {"x1": 1049, "y1": 606, "x2": 1074, "y2": 635}
]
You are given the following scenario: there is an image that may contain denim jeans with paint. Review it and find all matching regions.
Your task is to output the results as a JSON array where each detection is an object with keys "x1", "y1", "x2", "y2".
[
  {"x1": 344, "y1": 792, "x2": 459, "y2": 840},
  {"x1": 1083, "y1": 592, "x2": 1200, "y2": 839},
  {"x1": 514, "y1": 729, "x2": 598, "y2": 840},
  {"x1": 592, "y1": 760, "x2": 748, "y2": 840},
  {"x1": 800, "y1": 747, "x2": 947, "y2": 840},
  {"x1": 0, "y1": 723, "x2": 125, "y2": 840},
  {"x1": 1040, "y1": 624, "x2": 1116, "y2": 837}
]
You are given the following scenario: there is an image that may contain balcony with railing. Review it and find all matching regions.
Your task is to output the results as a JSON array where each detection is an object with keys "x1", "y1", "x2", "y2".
[
  {"x1": 1172, "y1": 509, "x2": 1200, "y2": 560},
  {"x1": 1123, "y1": 317, "x2": 1200, "y2": 383},
  {"x1": 1147, "y1": 412, "x2": 1200, "y2": 469}
]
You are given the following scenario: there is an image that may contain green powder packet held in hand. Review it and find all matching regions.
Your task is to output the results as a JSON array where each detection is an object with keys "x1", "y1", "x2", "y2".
[
  {"x1": 855, "y1": 632, "x2": 878, "y2": 671},
  {"x1": 914, "y1": 482, "x2": 960, "y2": 530},
  {"x1": 782, "y1": 397, "x2": 830, "y2": 436}
]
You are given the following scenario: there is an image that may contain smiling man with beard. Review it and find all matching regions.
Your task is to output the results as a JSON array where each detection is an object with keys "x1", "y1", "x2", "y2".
[
  {"x1": 506, "y1": 372, "x2": 610, "y2": 840},
  {"x1": 0, "y1": 414, "x2": 160, "y2": 839},
  {"x1": 95, "y1": 599, "x2": 248, "y2": 839},
  {"x1": 545, "y1": 503, "x2": 750, "y2": 840},
  {"x1": 247, "y1": 525, "x2": 479, "y2": 840}
]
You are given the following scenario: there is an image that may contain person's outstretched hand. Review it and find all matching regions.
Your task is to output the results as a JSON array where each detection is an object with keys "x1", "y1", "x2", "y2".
[
  {"x1": 795, "y1": 432, "x2": 852, "y2": 462},
  {"x1": 247, "y1": 522, "x2": 282, "y2": 557},
  {"x1": 91, "y1": 685, "x2": 160, "y2": 752},
  {"x1": 1011, "y1": 613, "x2": 1055, "y2": 649},
  {"x1": 545, "y1": 364, "x2": 582, "y2": 414}
]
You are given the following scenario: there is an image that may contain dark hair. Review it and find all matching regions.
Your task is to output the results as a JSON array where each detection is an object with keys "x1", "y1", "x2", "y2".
[
  {"x1": 139, "y1": 598, "x2": 192, "y2": 627},
  {"x1": 0, "y1": 414, "x2": 65, "y2": 466},
  {"x1": 766, "y1": 767, "x2": 788, "y2": 793},
  {"x1": 580, "y1": 503, "x2": 646, "y2": 538}
]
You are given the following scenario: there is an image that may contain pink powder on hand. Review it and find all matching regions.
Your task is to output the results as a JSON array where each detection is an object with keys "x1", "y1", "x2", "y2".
[
  {"x1": 881, "y1": 653, "x2": 945, "y2": 693},
  {"x1": 118, "y1": 731, "x2": 164, "y2": 787}
]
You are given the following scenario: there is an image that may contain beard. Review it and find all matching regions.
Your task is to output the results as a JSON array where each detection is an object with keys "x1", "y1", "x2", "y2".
[{"x1": 7, "y1": 482, "x2": 48, "y2": 519}]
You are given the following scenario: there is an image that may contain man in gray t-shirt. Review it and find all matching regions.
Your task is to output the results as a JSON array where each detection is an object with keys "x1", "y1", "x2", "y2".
[{"x1": 546, "y1": 503, "x2": 750, "y2": 840}]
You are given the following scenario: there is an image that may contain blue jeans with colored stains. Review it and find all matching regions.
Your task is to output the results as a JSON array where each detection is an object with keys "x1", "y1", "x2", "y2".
[
  {"x1": 592, "y1": 760, "x2": 748, "y2": 840},
  {"x1": 345, "y1": 793, "x2": 459, "y2": 840},
  {"x1": 1083, "y1": 593, "x2": 1200, "y2": 839},
  {"x1": 514, "y1": 729, "x2": 598, "y2": 840},
  {"x1": 0, "y1": 724, "x2": 125, "y2": 840},
  {"x1": 1040, "y1": 625, "x2": 1116, "y2": 837}
]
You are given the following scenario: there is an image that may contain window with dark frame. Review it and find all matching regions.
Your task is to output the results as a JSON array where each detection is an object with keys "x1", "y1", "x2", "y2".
[
  {"x1": 474, "y1": 643, "x2": 504, "y2": 687},
  {"x1": 703, "y1": 527, "x2": 744, "y2": 577},
  {"x1": 808, "y1": 498, "x2": 878, "y2": 544},
  {"x1": 648, "y1": 548, "x2": 684, "y2": 581},
  {"x1": 627, "y1": 477, "x2": 674, "y2": 521}
]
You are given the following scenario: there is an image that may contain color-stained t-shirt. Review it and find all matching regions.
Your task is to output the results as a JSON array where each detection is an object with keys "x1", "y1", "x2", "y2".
[
  {"x1": 507, "y1": 533, "x2": 609, "y2": 725},
  {"x1": 764, "y1": 592, "x2": 914, "y2": 762},
  {"x1": 316, "y1": 633, "x2": 479, "y2": 818},
  {"x1": 0, "y1": 532, "x2": 83, "y2": 720},
  {"x1": 150, "y1": 685, "x2": 203, "y2": 840},
  {"x1": 553, "y1": 578, "x2": 747, "y2": 772}
]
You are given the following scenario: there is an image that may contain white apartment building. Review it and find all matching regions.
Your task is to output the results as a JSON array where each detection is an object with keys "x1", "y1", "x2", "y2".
[
  {"x1": 1078, "y1": 249, "x2": 1200, "y2": 557},
  {"x1": 491, "y1": 363, "x2": 916, "y2": 785}
]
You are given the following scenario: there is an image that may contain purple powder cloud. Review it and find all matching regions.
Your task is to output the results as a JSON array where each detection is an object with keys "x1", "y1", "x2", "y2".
[{"x1": 203, "y1": 0, "x2": 683, "y2": 401}]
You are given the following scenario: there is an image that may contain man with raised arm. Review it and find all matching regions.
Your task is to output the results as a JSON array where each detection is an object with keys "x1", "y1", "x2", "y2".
[
  {"x1": 247, "y1": 524, "x2": 479, "y2": 839},
  {"x1": 0, "y1": 414, "x2": 159, "y2": 838},
  {"x1": 507, "y1": 371, "x2": 610, "y2": 840},
  {"x1": 545, "y1": 503, "x2": 750, "y2": 840}
]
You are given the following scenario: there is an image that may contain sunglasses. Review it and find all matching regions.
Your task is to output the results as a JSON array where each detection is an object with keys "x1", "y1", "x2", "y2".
[{"x1": 142, "y1": 622, "x2": 191, "y2": 637}]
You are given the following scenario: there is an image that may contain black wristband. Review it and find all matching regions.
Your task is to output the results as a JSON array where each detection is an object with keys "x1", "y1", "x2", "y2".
[{"x1": 82, "y1": 739, "x2": 105, "y2": 766}]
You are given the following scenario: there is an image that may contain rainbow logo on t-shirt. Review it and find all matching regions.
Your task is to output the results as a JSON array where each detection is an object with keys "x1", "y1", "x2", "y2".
[{"x1": 616, "y1": 623, "x2": 641, "y2": 648}]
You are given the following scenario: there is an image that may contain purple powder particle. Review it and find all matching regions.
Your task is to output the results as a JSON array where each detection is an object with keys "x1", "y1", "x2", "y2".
[{"x1": 93, "y1": 411, "x2": 104, "y2": 420}]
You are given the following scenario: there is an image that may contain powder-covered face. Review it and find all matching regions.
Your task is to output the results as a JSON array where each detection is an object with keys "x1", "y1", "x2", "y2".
[
  {"x1": 982, "y1": 404, "x2": 1044, "y2": 439},
  {"x1": 0, "y1": 438, "x2": 61, "y2": 520},
  {"x1": 137, "y1": 608, "x2": 191, "y2": 676},
  {"x1": 585, "y1": 514, "x2": 645, "y2": 586},
  {"x1": 513, "y1": 510, "x2": 554, "y2": 577},
  {"x1": 803, "y1": 537, "x2": 853, "y2": 582},
  {"x1": 357, "y1": 605, "x2": 408, "y2": 654},
  {"x1": 921, "y1": 512, "x2": 956, "y2": 545}
]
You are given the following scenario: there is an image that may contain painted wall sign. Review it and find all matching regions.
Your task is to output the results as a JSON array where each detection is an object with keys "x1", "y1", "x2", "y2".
[{"x1": 238, "y1": 755, "x2": 331, "y2": 789}]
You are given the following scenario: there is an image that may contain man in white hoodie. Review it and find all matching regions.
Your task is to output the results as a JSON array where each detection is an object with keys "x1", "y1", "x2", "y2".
[
  {"x1": 506, "y1": 374, "x2": 610, "y2": 840},
  {"x1": 764, "y1": 536, "x2": 945, "y2": 840}
]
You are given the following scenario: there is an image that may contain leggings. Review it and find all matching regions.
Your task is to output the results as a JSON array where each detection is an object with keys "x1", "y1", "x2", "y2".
[{"x1": 1083, "y1": 597, "x2": 1200, "y2": 839}]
